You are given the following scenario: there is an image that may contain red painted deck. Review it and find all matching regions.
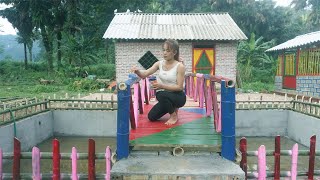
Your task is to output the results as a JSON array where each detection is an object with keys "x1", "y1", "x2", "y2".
[{"x1": 130, "y1": 98, "x2": 221, "y2": 149}]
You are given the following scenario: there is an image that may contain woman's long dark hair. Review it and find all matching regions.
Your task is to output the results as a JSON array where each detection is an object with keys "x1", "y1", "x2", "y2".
[{"x1": 164, "y1": 39, "x2": 179, "y2": 61}]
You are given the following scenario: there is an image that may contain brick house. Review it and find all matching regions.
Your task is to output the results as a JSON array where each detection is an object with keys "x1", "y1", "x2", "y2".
[
  {"x1": 267, "y1": 31, "x2": 320, "y2": 97},
  {"x1": 103, "y1": 13, "x2": 247, "y2": 82}
]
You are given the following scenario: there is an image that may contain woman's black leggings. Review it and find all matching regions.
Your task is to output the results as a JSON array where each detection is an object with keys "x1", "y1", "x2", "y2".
[{"x1": 148, "y1": 91, "x2": 186, "y2": 121}]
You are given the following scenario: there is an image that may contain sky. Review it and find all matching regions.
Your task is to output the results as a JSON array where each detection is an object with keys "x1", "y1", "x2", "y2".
[{"x1": 0, "y1": 0, "x2": 293, "y2": 36}]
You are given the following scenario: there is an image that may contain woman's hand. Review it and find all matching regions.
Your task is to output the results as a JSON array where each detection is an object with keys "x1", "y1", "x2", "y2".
[
  {"x1": 131, "y1": 66, "x2": 139, "y2": 74},
  {"x1": 151, "y1": 81, "x2": 162, "y2": 90}
]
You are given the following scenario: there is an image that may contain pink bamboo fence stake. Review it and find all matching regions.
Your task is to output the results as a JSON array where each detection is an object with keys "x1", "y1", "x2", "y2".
[
  {"x1": 189, "y1": 75, "x2": 194, "y2": 98},
  {"x1": 216, "y1": 101, "x2": 221, "y2": 133},
  {"x1": 206, "y1": 82, "x2": 213, "y2": 117},
  {"x1": 105, "y1": 146, "x2": 111, "y2": 180},
  {"x1": 186, "y1": 76, "x2": 190, "y2": 96},
  {"x1": 133, "y1": 83, "x2": 139, "y2": 126},
  {"x1": 211, "y1": 82, "x2": 218, "y2": 127},
  {"x1": 143, "y1": 79, "x2": 149, "y2": 105},
  {"x1": 193, "y1": 75, "x2": 199, "y2": 102},
  {"x1": 71, "y1": 147, "x2": 78, "y2": 180},
  {"x1": 0, "y1": 148, "x2": 2, "y2": 180},
  {"x1": 141, "y1": 79, "x2": 146, "y2": 108},
  {"x1": 257, "y1": 145, "x2": 266, "y2": 180},
  {"x1": 289, "y1": 144, "x2": 298, "y2": 180},
  {"x1": 32, "y1": 147, "x2": 41, "y2": 180},
  {"x1": 137, "y1": 83, "x2": 143, "y2": 114},
  {"x1": 197, "y1": 74, "x2": 204, "y2": 108}
]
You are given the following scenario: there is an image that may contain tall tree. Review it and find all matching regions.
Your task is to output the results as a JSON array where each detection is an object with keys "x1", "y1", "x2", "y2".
[
  {"x1": 29, "y1": 0, "x2": 55, "y2": 71},
  {"x1": 0, "y1": 0, "x2": 34, "y2": 69},
  {"x1": 291, "y1": 0, "x2": 320, "y2": 31},
  {"x1": 52, "y1": 0, "x2": 67, "y2": 69}
]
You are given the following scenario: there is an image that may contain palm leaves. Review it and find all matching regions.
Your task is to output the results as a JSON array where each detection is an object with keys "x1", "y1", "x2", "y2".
[
  {"x1": 291, "y1": 0, "x2": 320, "y2": 30},
  {"x1": 237, "y1": 33, "x2": 275, "y2": 82}
]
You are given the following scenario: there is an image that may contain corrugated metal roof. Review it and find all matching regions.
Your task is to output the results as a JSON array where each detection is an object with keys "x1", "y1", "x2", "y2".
[
  {"x1": 103, "y1": 13, "x2": 247, "y2": 40},
  {"x1": 266, "y1": 31, "x2": 320, "y2": 52}
]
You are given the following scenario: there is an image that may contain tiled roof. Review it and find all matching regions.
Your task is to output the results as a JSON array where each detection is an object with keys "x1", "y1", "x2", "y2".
[
  {"x1": 103, "y1": 13, "x2": 247, "y2": 41},
  {"x1": 266, "y1": 31, "x2": 320, "y2": 52}
]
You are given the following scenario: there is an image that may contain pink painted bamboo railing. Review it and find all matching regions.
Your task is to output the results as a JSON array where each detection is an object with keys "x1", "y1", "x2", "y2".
[
  {"x1": 239, "y1": 135, "x2": 320, "y2": 179},
  {"x1": 128, "y1": 77, "x2": 155, "y2": 129},
  {"x1": 184, "y1": 74, "x2": 224, "y2": 133},
  {"x1": 0, "y1": 138, "x2": 113, "y2": 179},
  {"x1": 128, "y1": 73, "x2": 228, "y2": 133}
]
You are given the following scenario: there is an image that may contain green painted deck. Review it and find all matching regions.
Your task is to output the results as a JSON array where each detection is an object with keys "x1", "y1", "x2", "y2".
[{"x1": 129, "y1": 99, "x2": 221, "y2": 151}]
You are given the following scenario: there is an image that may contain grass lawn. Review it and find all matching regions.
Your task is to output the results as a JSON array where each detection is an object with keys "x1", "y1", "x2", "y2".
[{"x1": 0, "y1": 84, "x2": 92, "y2": 99}]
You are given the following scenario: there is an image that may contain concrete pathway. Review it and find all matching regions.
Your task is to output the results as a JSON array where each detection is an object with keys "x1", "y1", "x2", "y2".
[{"x1": 111, "y1": 152, "x2": 245, "y2": 179}]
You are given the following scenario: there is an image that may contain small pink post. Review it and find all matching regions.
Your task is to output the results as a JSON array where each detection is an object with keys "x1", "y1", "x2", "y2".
[
  {"x1": 206, "y1": 84, "x2": 213, "y2": 117},
  {"x1": 146, "y1": 77, "x2": 151, "y2": 99},
  {"x1": 290, "y1": 144, "x2": 298, "y2": 180},
  {"x1": 0, "y1": 148, "x2": 2, "y2": 180},
  {"x1": 32, "y1": 147, "x2": 41, "y2": 180},
  {"x1": 189, "y1": 76, "x2": 194, "y2": 98},
  {"x1": 133, "y1": 83, "x2": 139, "y2": 126},
  {"x1": 196, "y1": 74, "x2": 204, "y2": 108},
  {"x1": 216, "y1": 101, "x2": 222, "y2": 133},
  {"x1": 193, "y1": 75, "x2": 199, "y2": 102},
  {"x1": 71, "y1": 147, "x2": 78, "y2": 180},
  {"x1": 257, "y1": 145, "x2": 266, "y2": 180},
  {"x1": 105, "y1": 146, "x2": 111, "y2": 180},
  {"x1": 141, "y1": 80, "x2": 145, "y2": 111}
]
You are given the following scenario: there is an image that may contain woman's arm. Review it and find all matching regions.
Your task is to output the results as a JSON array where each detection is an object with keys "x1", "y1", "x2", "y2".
[
  {"x1": 133, "y1": 61, "x2": 160, "y2": 79},
  {"x1": 153, "y1": 63, "x2": 185, "y2": 92}
]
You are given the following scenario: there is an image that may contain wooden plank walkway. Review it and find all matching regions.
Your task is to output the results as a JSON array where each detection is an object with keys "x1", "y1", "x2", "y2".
[{"x1": 130, "y1": 97, "x2": 221, "y2": 151}]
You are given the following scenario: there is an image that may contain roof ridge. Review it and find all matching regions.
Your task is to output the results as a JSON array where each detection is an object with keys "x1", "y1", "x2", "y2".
[
  {"x1": 114, "y1": 12, "x2": 229, "y2": 15},
  {"x1": 295, "y1": 30, "x2": 320, "y2": 38}
]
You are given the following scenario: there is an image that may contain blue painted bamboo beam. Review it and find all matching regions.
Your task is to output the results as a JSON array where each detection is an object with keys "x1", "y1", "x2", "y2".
[
  {"x1": 116, "y1": 74, "x2": 140, "y2": 160},
  {"x1": 221, "y1": 80, "x2": 236, "y2": 161}
]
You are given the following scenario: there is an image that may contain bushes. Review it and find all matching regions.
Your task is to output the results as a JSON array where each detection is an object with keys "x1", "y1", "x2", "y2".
[
  {"x1": 83, "y1": 64, "x2": 115, "y2": 79},
  {"x1": 241, "y1": 82, "x2": 275, "y2": 93},
  {"x1": 68, "y1": 78, "x2": 104, "y2": 91}
]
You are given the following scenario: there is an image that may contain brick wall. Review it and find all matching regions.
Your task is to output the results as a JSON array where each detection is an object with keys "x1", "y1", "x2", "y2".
[
  {"x1": 296, "y1": 76, "x2": 320, "y2": 97},
  {"x1": 215, "y1": 42, "x2": 237, "y2": 80},
  {"x1": 115, "y1": 41, "x2": 237, "y2": 82},
  {"x1": 274, "y1": 76, "x2": 282, "y2": 90}
]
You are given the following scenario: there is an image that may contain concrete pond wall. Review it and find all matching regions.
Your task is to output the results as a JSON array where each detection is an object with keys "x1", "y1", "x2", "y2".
[
  {"x1": 236, "y1": 110, "x2": 320, "y2": 150},
  {"x1": 0, "y1": 110, "x2": 117, "y2": 152},
  {"x1": 1, "y1": 109, "x2": 320, "y2": 152}
]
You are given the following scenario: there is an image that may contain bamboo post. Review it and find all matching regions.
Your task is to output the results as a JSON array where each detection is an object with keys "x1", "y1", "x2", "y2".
[
  {"x1": 308, "y1": 135, "x2": 316, "y2": 179},
  {"x1": 52, "y1": 139, "x2": 60, "y2": 180},
  {"x1": 206, "y1": 81, "x2": 213, "y2": 117},
  {"x1": 105, "y1": 146, "x2": 111, "y2": 180},
  {"x1": 257, "y1": 145, "x2": 266, "y2": 180},
  {"x1": 193, "y1": 75, "x2": 198, "y2": 102},
  {"x1": 274, "y1": 136, "x2": 281, "y2": 180},
  {"x1": 144, "y1": 78, "x2": 149, "y2": 105},
  {"x1": 13, "y1": 138, "x2": 21, "y2": 180},
  {"x1": 71, "y1": 147, "x2": 78, "y2": 180},
  {"x1": 239, "y1": 138, "x2": 247, "y2": 180},
  {"x1": 138, "y1": 83, "x2": 143, "y2": 114},
  {"x1": 32, "y1": 147, "x2": 41, "y2": 180},
  {"x1": 289, "y1": 144, "x2": 298, "y2": 180},
  {"x1": 221, "y1": 80, "x2": 235, "y2": 160},
  {"x1": 88, "y1": 139, "x2": 96, "y2": 180}
]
